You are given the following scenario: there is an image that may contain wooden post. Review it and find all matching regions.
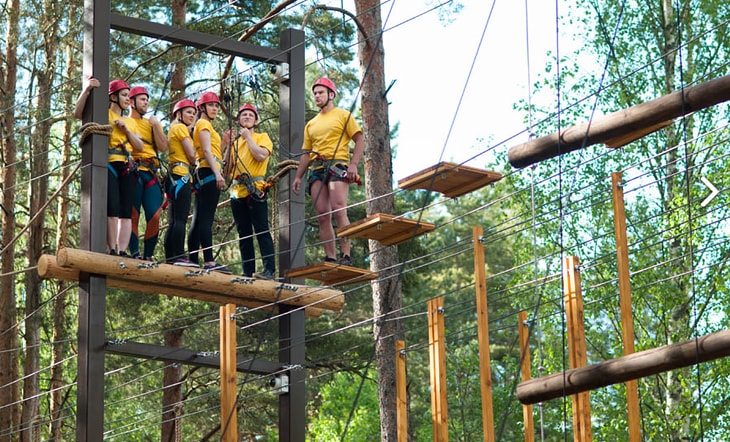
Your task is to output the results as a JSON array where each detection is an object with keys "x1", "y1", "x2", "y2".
[
  {"x1": 563, "y1": 256, "x2": 592, "y2": 441},
  {"x1": 507, "y1": 74, "x2": 730, "y2": 168},
  {"x1": 518, "y1": 311, "x2": 534, "y2": 442},
  {"x1": 428, "y1": 297, "x2": 448, "y2": 442},
  {"x1": 517, "y1": 328, "x2": 730, "y2": 403},
  {"x1": 220, "y1": 304, "x2": 237, "y2": 442},
  {"x1": 396, "y1": 340, "x2": 408, "y2": 442},
  {"x1": 473, "y1": 226, "x2": 495, "y2": 442},
  {"x1": 611, "y1": 172, "x2": 641, "y2": 442}
]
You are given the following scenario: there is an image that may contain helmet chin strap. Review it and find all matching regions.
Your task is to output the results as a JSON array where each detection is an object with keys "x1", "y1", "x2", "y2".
[{"x1": 318, "y1": 92, "x2": 334, "y2": 109}]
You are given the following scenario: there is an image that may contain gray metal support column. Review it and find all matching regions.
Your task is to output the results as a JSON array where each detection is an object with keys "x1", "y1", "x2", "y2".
[
  {"x1": 277, "y1": 28, "x2": 306, "y2": 442},
  {"x1": 77, "y1": 1, "x2": 110, "y2": 440}
]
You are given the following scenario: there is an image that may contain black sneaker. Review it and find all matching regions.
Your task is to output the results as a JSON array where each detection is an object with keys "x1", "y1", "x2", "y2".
[
  {"x1": 337, "y1": 254, "x2": 352, "y2": 266},
  {"x1": 171, "y1": 258, "x2": 199, "y2": 268},
  {"x1": 324, "y1": 257, "x2": 337, "y2": 263},
  {"x1": 118, "y1": 251, "x2": 130, "y2": 258},
  {"x1": 254, "y1": 269, "x2": 275, "y2": 280},
  {"x1": 204, "y1": 262, "x2": 233, "y2": 274}
]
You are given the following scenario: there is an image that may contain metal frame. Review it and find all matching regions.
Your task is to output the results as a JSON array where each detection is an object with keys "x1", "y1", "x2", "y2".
[{"x1": 77, "y1": 1, "x2": 305, "y2": 440}]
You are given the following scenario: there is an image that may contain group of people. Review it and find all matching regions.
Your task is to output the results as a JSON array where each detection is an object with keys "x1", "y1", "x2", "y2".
[{"x1": 74, "y1": 75, "x2": 362, "y2": 278}]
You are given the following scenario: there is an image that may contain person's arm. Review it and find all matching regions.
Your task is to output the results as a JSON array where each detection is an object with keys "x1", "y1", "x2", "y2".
[
  {"x1": 113, "y1": 118, "x2": 144, "y2": 152},
  {"x1": 181, "y1": 137, "x2": 196, "y2": 165},
  {"x1": 347, "y1": 131, "x2": 364, "y2": 182},
  {"x1": 292, "y1": 152, "x2": 311, "y2": 195},
  {"x1": 149, "y1": 116, "x2": 168, "y2": 153},
  {"x1": 199, "y1": 129, "x2": 225, "y2": 189},
  {"x1": 73, "y1": 76, "x2": 100, "y2": 120},
  {"x1": 242, "y1": 128, "x2": 270, "y2": 162}
]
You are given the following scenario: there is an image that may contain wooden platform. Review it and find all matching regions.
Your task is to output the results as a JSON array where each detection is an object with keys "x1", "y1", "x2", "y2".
[
  {"x1": 397, "y1": 161, "x2": 502, "y2": 198},
  {"x1": 336, "y1": 213, "x2": 435, "y2": 246},
  {"x1": 287, "y1": 261, "x2": 378, "y2": 286}
]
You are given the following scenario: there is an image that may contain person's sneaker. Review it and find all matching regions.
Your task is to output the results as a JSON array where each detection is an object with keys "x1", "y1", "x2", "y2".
[
  {"x1": 171, "y1": 258, "x2": 199, "y2": 268},
  {"x1": 337, "y1": 254, "x2": 352, "y2": 266},
  {"x1": 324, "y1": 256, "x2": 337, "y2": 263},
  {"x1": 254, "y1": 269, "x2": 275, "y2": 280},
  {"x1": 131, "y1": 253, "x2": 142, "y2": 260},
  {"x1": 203, "y1": 262, "x2": 233, "y2": 274},
  {"x1": 109, "y1": 250, "x2": 118, "y2": 256},
  {"x1": 118, "y1": 251, "x2": 130, "y2": 258}
]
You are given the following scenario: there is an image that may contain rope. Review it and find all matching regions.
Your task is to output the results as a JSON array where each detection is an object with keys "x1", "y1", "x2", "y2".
[
  {"x1": 262, "y1": 159, "x2": 299, "y2": 190},
  {"x1": 78, "y1": 122, "x2": 113, "y2": 145}
]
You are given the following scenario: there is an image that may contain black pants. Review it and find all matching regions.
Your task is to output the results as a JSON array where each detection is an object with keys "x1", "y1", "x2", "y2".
[
  {"x1": 231, "y1": 196, "x2": 275, "y2": 276},
  {"x1": 164, "y1": 173, "x2": 192, "y2": 261},
  {"x1": 188, "y1": 168, "x2": 220, "y2": 264}
]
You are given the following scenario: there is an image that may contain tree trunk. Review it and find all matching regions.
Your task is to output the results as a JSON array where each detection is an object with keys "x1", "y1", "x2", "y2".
[
  {"x1": 354, "y1": 1, "x2": 403, "y2": 440},
  {"x1": 0, "y1": 0, "x2": 21, "y2": 437},
  {"x1": 161, "y1": 329, "x2": 184, "y2": 442}
]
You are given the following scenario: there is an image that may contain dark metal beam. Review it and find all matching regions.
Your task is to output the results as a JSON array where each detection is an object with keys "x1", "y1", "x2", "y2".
[
  {"x1": 106, "y1": 341, "x2": 283, "y2": 375},
  {"x1": 110, "y1": 13, "x2": 288, "y2": 63}
]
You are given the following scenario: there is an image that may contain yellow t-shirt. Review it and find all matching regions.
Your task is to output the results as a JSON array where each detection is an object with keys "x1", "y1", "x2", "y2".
[
  {"x1": 168, "y1": 122, "x2": 194, "y2": 176},
  {"x1": 108, "y1": 109, "x2": 137, "y2": 163},
  {"x1": 193, "y1": 118, "x2": 223, "y2": 169},
  {"x1": 131, "y1": 117, "x2": 159, "y2": 171},
  {"x1": 228, "y1": 132, "x2": 273, "y2": 199},
  {"x1": 302, "y1": 107, "x2": 361, "y2": 163}
]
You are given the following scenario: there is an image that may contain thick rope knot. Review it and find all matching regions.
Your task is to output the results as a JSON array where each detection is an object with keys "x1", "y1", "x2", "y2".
[
  {"x1": 264, "y1": 159, "x2": 299, "y2": 189},
  {"x1": 78, "y1": 122, "x2": 113, "y2": 146}
]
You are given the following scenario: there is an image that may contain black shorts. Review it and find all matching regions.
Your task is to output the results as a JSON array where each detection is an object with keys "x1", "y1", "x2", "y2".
[
  {"x1": 307, "y1": 165, "x2": 347, "y2": 195},
  {"x1": 107, "y1": 161, "x2": 136, "y2": 218}
]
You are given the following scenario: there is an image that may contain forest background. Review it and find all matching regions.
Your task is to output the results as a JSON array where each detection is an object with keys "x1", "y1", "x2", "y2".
[{"x1": 1, "y1": 0, "x2": 730, "y2": 441}]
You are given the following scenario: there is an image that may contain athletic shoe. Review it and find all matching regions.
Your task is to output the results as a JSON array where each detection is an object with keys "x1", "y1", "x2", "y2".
[
  {"x1": 337, "y1": 254, "x2": 352, "y2": 266},
  {"x1": 204, "y1": 262, "x2": 233, "y2": 275},
  {"x1": 254, "y1": 269, "x2": 274, "y2": 280},
  {"x1": 324, "y1": 257, "x2": 337, "y2": 263},
  {"x1": 118, "y1": 251, "x2": 130, "y2": 258},
  {"x1": 171, "y1": 258, "x2": 199, "y2": 268}
]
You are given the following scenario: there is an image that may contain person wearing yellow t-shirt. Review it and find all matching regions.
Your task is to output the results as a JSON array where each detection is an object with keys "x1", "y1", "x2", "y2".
[
  {"x1": 128, "y1": 86, "x2": 169, "y2": 261},
  {"x1": 187, "y1": 91, "x2": 232, "y2": 274},
  {"x1": 293, "y1": 77, "x2": 364, "y2": 266},
  {"x1": 163, "y1": 98, "x2": 199, "y2": 267},
  {"x1": 73, "y1": 77, "x2": 143, "y2": 256},
  {"x1": 224, "y1": 104, "x2": 275, "y2": 279}
]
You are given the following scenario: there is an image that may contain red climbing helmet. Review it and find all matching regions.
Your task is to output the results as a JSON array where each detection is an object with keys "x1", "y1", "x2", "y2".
[
  {"x1": 172, "y1": 98, "x2": 196, "y2": 116},
  {"x1": 196, "y1": 91, "x2": 220, "y2": 108},
  {"x1": 129, "y1": 86, "x2": 150, "y2": 99},
  {"x1": 108, "y1": 79, "x2": 130, "y2": 95},
  {"x1": 312, "y1": 77, "x2": 336, "y2": 97},
  {"x1": 237, "y1": 103, "x2": 258, "y2": 120}
]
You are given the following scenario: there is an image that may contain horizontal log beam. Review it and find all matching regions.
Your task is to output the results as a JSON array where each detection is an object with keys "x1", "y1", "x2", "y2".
[
  {"x1": 38, "y1": 254, "x2": 322, "y2": 317},
  {"x1": 507, "y1": 74, "x2": 730, "y2": 168},
  {"x1": 517, "y1": 328, "x2": 730, "y2": 404}
]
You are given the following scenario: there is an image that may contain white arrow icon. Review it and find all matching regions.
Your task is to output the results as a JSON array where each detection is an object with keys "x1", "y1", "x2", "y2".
[{"x1": 701, "y1": 177, "x2": 719, "y2": 207}]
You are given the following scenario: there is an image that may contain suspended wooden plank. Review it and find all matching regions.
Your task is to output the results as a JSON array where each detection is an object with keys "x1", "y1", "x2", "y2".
[
  {"x1": 45, "y1": 249, "x2": 343, "y2": 311},
  {"x1": 286, "y1": 261, "x2": 377, "y2": 286},
  {"x1": 398, "y1": 161, "x2": 502, "y2": 198},
  {"x1": 517, "y1": 328, "x2": 730, "y2": 405},
  {"x1": 507, "y1": 74, "x2": 730, "y2": 168},
  {"x1": 336, "y1": 213, "x2": 435, "y2": 246}
]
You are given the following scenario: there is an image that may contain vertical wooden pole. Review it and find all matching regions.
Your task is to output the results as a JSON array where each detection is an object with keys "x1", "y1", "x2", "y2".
[
  {"x1": 611, "y1": 172, "x2": 642, "y2": 441},
  {"x1": 563, "y1": 256, "x2": 592, "y2": 441},
  {"x1": 518, "y1": 311, "x2": 534, "y2": 442},
  {"x1": 428, "y1": 297, "x2": 448, "y2": 442},
  {"x1": 220, "y1": 304, "x2": 237, "y2": 442},
  {"x1": 396, "y1": 340, "x2": 408, "y2": 442},
  {"x1": 473, "y1": 226, "x2": 495, "y2": 442}
]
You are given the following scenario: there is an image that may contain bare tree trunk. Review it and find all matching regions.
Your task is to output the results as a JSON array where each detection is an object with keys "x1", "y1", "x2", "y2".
[
  {"x1": 161, "y1": 329, "x2": 184, "y2": 442},
  {"x1": 355, "y1": 1, "x2": 403, "y2": 440},
  {"x1": 0, "y1": 0, "x2": 21, "y2": 438}
]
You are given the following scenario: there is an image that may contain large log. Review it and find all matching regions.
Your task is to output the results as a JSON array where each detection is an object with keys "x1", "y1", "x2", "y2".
[
  {"x1": 507, "y1": 74, "x2": 730, "y2": 168},
  {"x1": 37, "y1": 255, "x2": 323, "y2": 318},
  {"x1": 517, "y1": 328, "x2": 730, "y2": 404},
  {"x1": 49, "y1": 248, "x2": 344, "y2": 311}
]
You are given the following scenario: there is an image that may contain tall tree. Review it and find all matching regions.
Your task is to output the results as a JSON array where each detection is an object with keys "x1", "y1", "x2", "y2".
[
  {"x1": 0, "y1": 0, "x2": 21, "y2": 437},
  {"x1": 354, "y1": 1, "x2": 402, "y2": 440}
]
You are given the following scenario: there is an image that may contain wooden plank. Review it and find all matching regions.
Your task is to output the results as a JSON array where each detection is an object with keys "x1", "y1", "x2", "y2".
[
  {"x1": 396, "y1": 340, "x2": 408, "y2": 442},
  {"x1": 428, "y1": 297, "x2": 448, "y2": 442},
  {"x1": 562, "y1": 256, "x2": 592, "y2": 442},
  {"x1": 473, "y1": 227, "x2": 495, "y2": 442},
  {"x1": 611, "y1": 172, "x2": 642, "y2": 442},
  {"x1": 38, "y1": 254, "x2": 323, "y2": 318},
  {"x1": 398, "y1": 162, "x2": 502, "y2": 198},
  {"x1": 336, "y1": 213, "x2": 435, "y2": 246},
  {"x1": 517, "y1": 328, "x2": 730, "y2": 404},
  {"x1": 518, "y1": 311, "x2": 534, "y2": 442},
  {"x1": 286, "y1": 261, "x2": 378, "y2": 286},
  {"x1": 220, "y1": 304, "x2": 237, "y2": 442},
  {"x1": 507, "y1": 74, "x2": 730, "y2": 168},
  {"x1": 54, "y1": 248, "x2": 344, "y2": 311}
]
